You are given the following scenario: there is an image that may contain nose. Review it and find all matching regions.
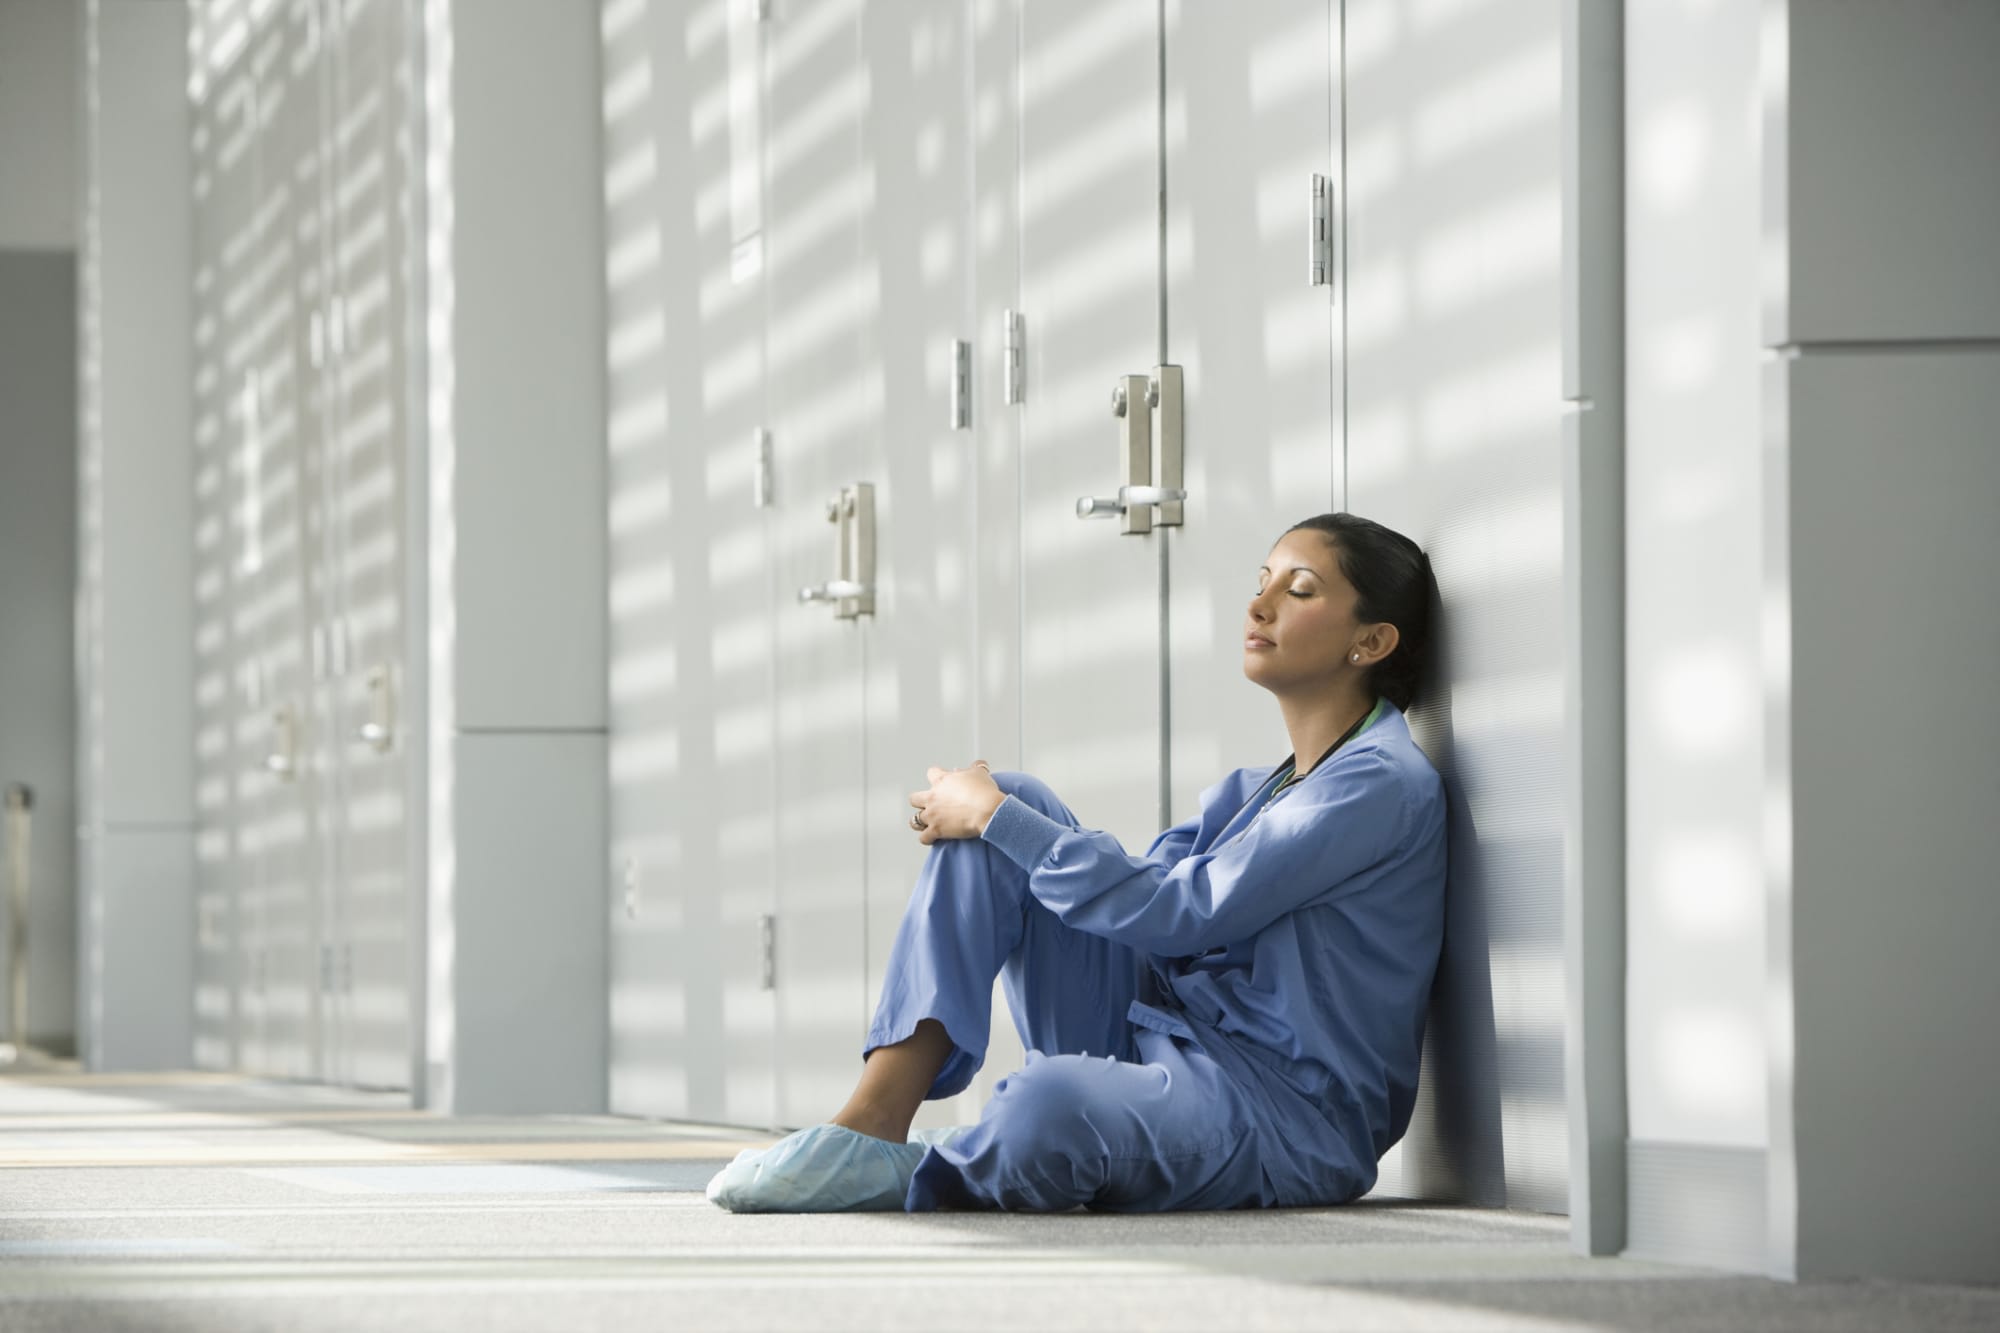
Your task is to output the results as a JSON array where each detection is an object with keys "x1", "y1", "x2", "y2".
[{"x1": 1248, "y1": 588, "x2": 1274, "y2": 623}]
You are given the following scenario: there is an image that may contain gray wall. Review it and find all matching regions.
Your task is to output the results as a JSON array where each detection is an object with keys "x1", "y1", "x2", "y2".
[
  {"x1": 75, "y1": 0, "x2": 195, "y2": 1070},
  {"x1": 424, "y1": 0, "x2": 609, "y2": 1114},
  {"x1": 0, "y1": 0, "x2": 83, "y2": 1057},
  {"x1": 1763, "y1": 0, "x2": 2000, "y2": 1286},
  {"x1": 0, "y1": 252, "x2": 78, "y2": 1052},
  {"x1": 0, "y1": 0, "x2": 79, "y2": 250}
]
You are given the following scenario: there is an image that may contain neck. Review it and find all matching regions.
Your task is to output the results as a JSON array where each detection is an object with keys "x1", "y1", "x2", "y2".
[{"x1": 1276, "y1": 687, "x2": 1377, "y2": 774}]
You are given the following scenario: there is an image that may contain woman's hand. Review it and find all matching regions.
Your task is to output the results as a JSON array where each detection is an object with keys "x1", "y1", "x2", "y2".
[{"x1": 908, "y1": 761, "x2": 1004, "y2": 846}]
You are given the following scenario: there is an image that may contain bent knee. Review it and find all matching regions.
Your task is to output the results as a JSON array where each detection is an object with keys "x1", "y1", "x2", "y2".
[
  {"x1": 991, "y1": 771, "x2": 1073, "y2": 822},
  {"x1": 986, "y1": 1053, "x2": 1153, "y2": 1142}
]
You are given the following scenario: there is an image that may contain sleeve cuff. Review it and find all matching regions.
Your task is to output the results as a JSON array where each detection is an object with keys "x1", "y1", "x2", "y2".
[{"x1": 979, "y1": 794, "x2": 1069, "y2": 870}]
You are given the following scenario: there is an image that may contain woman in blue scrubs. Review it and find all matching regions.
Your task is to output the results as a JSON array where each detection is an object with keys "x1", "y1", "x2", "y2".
[{"x1": 709, "y1": 512, "x2": 1446, "y2": 1213}]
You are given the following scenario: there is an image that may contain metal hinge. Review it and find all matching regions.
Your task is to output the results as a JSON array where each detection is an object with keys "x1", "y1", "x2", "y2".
[
  {"x1": 752, "y1": 427, "x2": 773, "y2": 507},
  {"x1": 950, "y1": 339, "x2": 972, "y2": 429},
  {"x1": 1310, "y1": 173, "x2": 1332, "y2": 287},
  {"x1": 759, "y1": 914, "x2": 776, "y2": 990},
  {"x1": 1001, "y1": 309, "x2": 1024, "y2": 405}
]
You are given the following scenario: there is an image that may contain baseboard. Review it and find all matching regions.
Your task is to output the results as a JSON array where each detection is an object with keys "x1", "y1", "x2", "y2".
[{"x1": 1624, "y1": 1140, "x2": 1766, "y2": 1275}]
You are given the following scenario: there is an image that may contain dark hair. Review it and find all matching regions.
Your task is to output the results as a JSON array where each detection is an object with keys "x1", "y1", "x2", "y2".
[{"x1": 1285, "y1": 513, "x2": 1435, "y2": 712}]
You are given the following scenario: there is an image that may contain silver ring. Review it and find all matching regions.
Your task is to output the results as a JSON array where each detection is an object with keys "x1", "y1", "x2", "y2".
[{"x1": 910, "y1": 812, "x2": 926, "y2": 832}]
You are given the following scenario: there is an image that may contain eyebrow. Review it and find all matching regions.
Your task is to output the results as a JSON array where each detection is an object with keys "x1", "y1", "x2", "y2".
[{"x1": 1257, "y1": 565, "x2": 1323, "y2": 578}]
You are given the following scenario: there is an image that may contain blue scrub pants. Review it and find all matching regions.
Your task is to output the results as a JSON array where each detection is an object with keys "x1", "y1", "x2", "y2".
[{"x1": 866, "y1": 772, "x2": 1275, "y2": 1212}]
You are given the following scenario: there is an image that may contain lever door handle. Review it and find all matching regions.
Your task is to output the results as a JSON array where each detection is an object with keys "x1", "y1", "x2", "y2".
[
  {"x1": 357, "y1": 668, "x2": 394, "y2": 753},
  {"x1": 1078, "y1": 371, "x2": 1185, "y2": 533},
  {"x1": 1076, "y1": 486, "x2": 1187, "y2": 519},
  {"x1": 266, "y1": 707, "x2": 298, "y2": 781},
  {"x1": 798, "y1": 579, "x2": 868, "y2": 603}
]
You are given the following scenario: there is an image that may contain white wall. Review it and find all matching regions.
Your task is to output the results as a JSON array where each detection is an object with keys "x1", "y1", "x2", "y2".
[
  {"x1": 1344, "y1": 0, "x2": 1571, "y2": 1214},
  {"x1": 0, "y1": 0, "x2": 79, "y2": 250},
  {"x1": 1620, "y1": 3, "x2": 1770, "y2": 1272},
  {"x1": 1624, "y1": 0, "x2": 1766, "y2": 1156}
]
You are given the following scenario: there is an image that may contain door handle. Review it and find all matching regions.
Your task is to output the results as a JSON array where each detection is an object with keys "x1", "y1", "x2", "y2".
[
  {"x1": 797, "y1": 484, "x2": 876, "y2": 618},
  {"x1": 1077, "y1": 367, "x2": 1185, "y2": 532},
  {"x1": 798, "y1": 580, "x2": 868, "y2": 603},
  {"x1": 1076, "y1": 485, "x2": 1188, "y2": 519},
  {"x1": 265, "y1": 705, "x2": 298, "y2": 780},
  {"x1": 356, "y1": 667, "x2": 394, "y2": 753}
]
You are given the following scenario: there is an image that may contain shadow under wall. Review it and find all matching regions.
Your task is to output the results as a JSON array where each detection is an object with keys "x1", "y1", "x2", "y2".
[{"x1": 1395, "y1": 606, "x2": 1507, "y2": 1208}]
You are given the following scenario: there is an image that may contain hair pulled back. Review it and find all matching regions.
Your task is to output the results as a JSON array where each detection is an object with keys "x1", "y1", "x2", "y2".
[{"x1": 1286, "y1": 513, "x2": 1435, "y2": 712}]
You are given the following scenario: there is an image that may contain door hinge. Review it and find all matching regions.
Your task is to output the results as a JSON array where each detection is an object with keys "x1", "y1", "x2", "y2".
[
  {"x1": 950, "y1": 339, "x2": 972, "y2": 429},
  {"x1": 1310, "y1": 173, "x2": 1333, "y2": 287},
  {"x1": 1001, "y1": 309, "x2": 1024, "y2": 405},
  {"x1": 752, "y1": 427, "x2": 774, "y2": 507},
  {"x1": 759, "y1": 914, "x2": 776, "y2": 990}
]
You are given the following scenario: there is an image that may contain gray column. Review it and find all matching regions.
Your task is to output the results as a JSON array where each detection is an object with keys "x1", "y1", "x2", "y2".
[
  {"x1": 1762, "y1": 0, "x2": 2000, "y2": 1286},
  {"x1": 421, "y1": 0, "x2": 609, "y2": 1114},
  {"x1": 74, "y1": 0, "x2": 195, "y2": 1071}
]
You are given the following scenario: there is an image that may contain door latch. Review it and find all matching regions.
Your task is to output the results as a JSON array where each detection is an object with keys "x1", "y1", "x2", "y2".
[{"x1": 1076, "y1": 366, "x2": 1185, "y2": 533}]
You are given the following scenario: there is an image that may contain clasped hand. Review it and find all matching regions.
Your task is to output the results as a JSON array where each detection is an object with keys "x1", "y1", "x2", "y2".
[{"x1": 908, "y1": 760, "x2": 1005, "y2": 846}]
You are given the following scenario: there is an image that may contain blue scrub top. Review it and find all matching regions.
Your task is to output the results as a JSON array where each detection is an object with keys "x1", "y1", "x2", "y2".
[{"x1": 980, "y1": 699, "x2": 1448, "y2": 1174}]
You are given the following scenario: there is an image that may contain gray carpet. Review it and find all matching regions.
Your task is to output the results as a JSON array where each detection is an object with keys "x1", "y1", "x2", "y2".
[{"x1": 2, "y1": 1073, "x2": 1994, "y2": 1332}]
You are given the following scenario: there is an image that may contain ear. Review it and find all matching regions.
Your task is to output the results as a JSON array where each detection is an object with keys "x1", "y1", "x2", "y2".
[{"x1": 1353, "y1": 622, "x2": 1400, "y2": 667}]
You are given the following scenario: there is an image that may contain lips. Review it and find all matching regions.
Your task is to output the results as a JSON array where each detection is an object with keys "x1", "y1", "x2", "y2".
[{"x1": 1245, "y1": 632, "x2": 1274, "y2": 648}]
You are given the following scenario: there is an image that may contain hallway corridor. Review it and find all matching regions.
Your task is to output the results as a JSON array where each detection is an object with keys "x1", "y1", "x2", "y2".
[{"x1": 1, "y1": 1071, "x2": 1993, "y2": 1332}]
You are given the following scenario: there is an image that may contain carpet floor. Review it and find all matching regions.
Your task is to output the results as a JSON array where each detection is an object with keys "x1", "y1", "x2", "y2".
[{"x1": 1, "y1": 1070, "x2": 1993, "y2": 1332}]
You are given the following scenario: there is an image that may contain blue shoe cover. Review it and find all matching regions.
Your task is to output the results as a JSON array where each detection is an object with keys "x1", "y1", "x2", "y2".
[{"x1": 705, "y1": 1124, "x2": 929, "y2": 1213}]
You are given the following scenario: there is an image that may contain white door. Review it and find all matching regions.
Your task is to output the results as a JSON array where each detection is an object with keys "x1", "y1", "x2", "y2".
[
  {"x1": 766, "y1": 0, "x2": 875, "y2": 1128},
  {"x1": 851, "y1": 0, "x2": 985, "y2": 1129},
  {"x1": 238, "y1": 9, "x2": 321, "y2": 1080},
  {"x1": 315, "y1": 0, "x2": 412, "y2": 1091},
  {"x1": 1163, "y1": 1, "x2": 1342, "y2": 806},
  {"x1": 1015, "y1": 1, "x2": 1347, "y2": 862},
  {"x1": 1016, "y1": 1, "x2": 1168, "y2": 851},
  {"x1": 604, "y1": 0, "x2": 779, "y2": 1128},
  {"x1": 190, "y1": 27, "x2": 257, "y2": 1075}
]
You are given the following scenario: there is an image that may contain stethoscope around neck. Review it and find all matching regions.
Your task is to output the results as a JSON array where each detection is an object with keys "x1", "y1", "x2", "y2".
[{"x1": 1244, "y1": 702, "x2": 1377, "y2": 827}]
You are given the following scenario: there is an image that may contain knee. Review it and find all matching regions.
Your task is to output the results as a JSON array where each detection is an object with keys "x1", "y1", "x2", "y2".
[
  {"x1": 990, "y1": 771, "x2": 1073, "y2": 823},
  {"x1": 984, "y1": 1053, "x2": 1123, "y2": 1148}
]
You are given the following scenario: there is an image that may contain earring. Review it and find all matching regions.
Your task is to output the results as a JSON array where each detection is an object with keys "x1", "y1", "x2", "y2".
[{"x1": 1350, "y1": 654, "x2": 1360, "y2": 663}]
